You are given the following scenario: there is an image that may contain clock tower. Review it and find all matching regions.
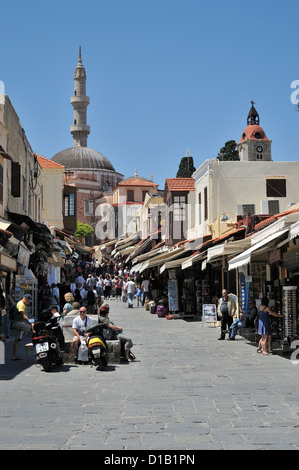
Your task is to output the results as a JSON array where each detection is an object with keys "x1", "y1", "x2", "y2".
[{"x1": 237, "y1": 102, "x2": 272, "y2": 161}]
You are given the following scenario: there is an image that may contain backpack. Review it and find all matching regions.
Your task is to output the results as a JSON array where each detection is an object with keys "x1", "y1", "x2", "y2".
[
  {"x1": 86, "y1": 290, "x2": 95, "y2": 305},
  {"x1": 157, "y1": 305, "x2": 166, "y2": 318},
  {"x1": 9, "y1": 305, "x2": 19, "y2": 322}
]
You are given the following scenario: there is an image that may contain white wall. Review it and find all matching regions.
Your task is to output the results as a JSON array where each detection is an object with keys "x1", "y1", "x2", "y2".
[{"x1": 191, "y1": 159, "x2": 299, "y2": 239}]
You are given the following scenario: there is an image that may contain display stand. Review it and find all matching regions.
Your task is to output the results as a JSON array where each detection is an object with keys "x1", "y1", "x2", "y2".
[
  {"x1": 282, "y1": 286, "x2": 297, "y2": 340},
  {"x1": 202, "y1": 304, "x2": 217, "y2": 327}
]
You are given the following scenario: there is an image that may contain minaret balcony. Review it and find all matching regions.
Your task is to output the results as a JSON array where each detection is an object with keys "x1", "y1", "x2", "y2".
[
  {"x1": 70, "y1": 125, "x2": 90, "y2": 133},
  {"x1": 70, "y1": 96, "x2": 90, "y2": 105}
]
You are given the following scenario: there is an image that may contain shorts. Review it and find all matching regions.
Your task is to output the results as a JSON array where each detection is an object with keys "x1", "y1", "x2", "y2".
[{"x1": 12, "y1": 321, "x2": 32, "y2": 340}]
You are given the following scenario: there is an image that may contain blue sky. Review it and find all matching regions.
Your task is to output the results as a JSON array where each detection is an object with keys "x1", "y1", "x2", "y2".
[{"x1": 2, "y1": 0, "x2": 299, "y2": 189}]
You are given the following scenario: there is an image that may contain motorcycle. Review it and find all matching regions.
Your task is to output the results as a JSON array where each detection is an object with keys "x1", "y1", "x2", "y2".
[
  {"x1": 32, "y1": 313, "x2": 64, "y2": 372},
  {"x1": 86, "y1": 323, "x2": 109, "y2": 371}
]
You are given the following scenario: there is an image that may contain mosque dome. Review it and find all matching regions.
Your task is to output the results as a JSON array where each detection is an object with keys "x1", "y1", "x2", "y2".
[{"x1": 51, "y1": 146, "x2": 115, "y2": 171}]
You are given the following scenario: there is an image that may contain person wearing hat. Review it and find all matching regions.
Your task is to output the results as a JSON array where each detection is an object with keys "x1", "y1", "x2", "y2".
[{"x1": 12, "y1": 294, "x2": 33, "y2": 360}]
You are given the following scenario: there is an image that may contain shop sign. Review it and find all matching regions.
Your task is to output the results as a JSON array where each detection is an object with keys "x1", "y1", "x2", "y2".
[
  {"x1": 269, "y1": 248, "x2": 281, "y2": 264},
  {"x1": 202, "y1": 304, "x2": 217, "y2": 323},
  {"x1": 0, "y1": 253, "x2": 17, "y2": 272},
  {"x1": 17, "y1": 245, "x2": 30, "y2": 267}
]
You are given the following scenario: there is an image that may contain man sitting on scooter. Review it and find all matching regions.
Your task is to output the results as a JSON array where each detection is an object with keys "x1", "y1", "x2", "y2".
[
  {"x1": 72, "y1": 307, "x2": 93, "y2": 363},
  {"x1": 98, "y1": 304, "x2": 135, "y2": 362}
]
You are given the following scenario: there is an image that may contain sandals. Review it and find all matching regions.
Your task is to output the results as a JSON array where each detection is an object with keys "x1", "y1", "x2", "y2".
[{"x1": 257, "y1": 348, "x2": 262, "y2": 354}]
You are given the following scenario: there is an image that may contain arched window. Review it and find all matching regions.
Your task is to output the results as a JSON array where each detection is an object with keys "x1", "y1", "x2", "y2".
[{"x1": 84, "y1": 196, "x2": 93, "y2": 215}]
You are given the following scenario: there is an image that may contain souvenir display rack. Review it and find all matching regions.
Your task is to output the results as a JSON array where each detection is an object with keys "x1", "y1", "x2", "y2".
[{"x1": 282, "y1": 286, "x2": 297, "y2": 340}]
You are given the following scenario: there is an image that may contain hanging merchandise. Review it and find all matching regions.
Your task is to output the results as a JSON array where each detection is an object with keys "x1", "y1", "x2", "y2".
[
  {"x1": 241, "y1": 275, "x2": 252, "y2": 314},
  {"x1": 168, "y1": 279, "x2": 179, "y2": 312},
  {"x1": 282, "y1": 286, "x2": 297, "y2": 340},
  {"x1": 15, "y1": 268, "x2": 38, "y2": 318}
]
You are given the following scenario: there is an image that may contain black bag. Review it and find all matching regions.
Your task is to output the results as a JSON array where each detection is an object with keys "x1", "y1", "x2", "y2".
[
  {"x1": 102, "y1": 327, "x2": 118, "y2": 341},
  {"x1": 9, "y1": 305, "x2": 19, "y2": 322},
  {"x1": 86, "y1": 290, "x2": 95, "y2": 305}
]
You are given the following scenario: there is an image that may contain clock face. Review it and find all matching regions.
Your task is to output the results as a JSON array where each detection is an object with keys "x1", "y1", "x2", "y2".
[{"x1": 256, "y1": 145, "x2": 263, "y2": 153}]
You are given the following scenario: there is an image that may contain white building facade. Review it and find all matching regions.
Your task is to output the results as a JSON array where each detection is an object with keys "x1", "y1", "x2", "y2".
[{"x1": 189, "y1": 104, "x2": 299, "y2": 240}]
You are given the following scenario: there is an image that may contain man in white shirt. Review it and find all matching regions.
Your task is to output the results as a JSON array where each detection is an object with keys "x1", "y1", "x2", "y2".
[
  {"x1": 126, "y1": 278, "x2": 136, "y2": 308},
  {"x1": 141, "y1": 278, "x2": 150, "y2": 306},
  {"x1": 72, "y1": 307, "x2": 93, "y2": 362}
]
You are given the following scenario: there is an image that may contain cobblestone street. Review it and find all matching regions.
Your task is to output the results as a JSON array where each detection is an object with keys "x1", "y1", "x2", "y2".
[{"x1": 1, "y1": 299, "x2": 299, "y2": 451}]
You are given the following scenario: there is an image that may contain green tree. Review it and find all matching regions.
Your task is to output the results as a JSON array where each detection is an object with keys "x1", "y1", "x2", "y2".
[
  {"x1": 75, "y1": 221, "x2": 94, "y2": 243},
  {"x1": 217, "y1": 140, "x2": 239, "y2": 161},
  {"x1": 176, "y1": 156, "x2": 196, "y2": 177}
]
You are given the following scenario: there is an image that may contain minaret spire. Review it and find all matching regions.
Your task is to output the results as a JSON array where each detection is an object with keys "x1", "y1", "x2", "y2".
[{"x1": 70, "y1": 47, "x2": 90, "y2": 147}]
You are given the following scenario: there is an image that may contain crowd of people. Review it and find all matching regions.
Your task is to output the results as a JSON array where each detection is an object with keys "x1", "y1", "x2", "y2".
[{"x1": 38, "y1": 258, "x2": 161, "y2": 317}]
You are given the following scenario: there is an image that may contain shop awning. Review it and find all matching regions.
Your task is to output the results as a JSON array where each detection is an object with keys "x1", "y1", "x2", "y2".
[
  {"x1": 277, "y1": 220, "x2": 299, "y2": 249},
  {"x1": 207, "y1": 238, "x2": 252, "y2": 263},
  {"x1": 160, "y1": 254, "x2": 198, "y2": 273},
  {"x1": 132, "y1": 246, "x2": 167, "y2": 264},
  {"x1": 228, "y1": 229, "x2": 288, "y2": 271},
  {"x1": 100, "y1": 238, "x2": 120, "y2": 249},
  {"x1": 138, "y1": 246, "x2": 186, "y2": 273},
  {"x1": 114, "y1": 233, "x2": 140, "y2": 249},
  {"x1": 114, "y1": 245, "x2": 136, "y2": 258},
  {"x1": 126, "y1": 237, "x2": 153, "y2": 261},
  {"x1": 250, "y1": 217, "x2": 287, "y2": 245},
  {"x1": 0, "y1": 217, "x2": 12, "y2": 231},
  {"x1": 181, "y1": 250, "x2": 207, "y2": 270}
]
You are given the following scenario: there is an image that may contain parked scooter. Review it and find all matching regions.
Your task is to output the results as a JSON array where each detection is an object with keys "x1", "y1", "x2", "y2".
[
  {"x1": 85, "y1": 323, "x2": 109, "y2": 371},
  {"x1": 32, "y1": 312, "x2": 64, "y2": 372}
]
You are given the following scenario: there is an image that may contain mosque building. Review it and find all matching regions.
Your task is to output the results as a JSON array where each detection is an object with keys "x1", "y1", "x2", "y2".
[{"x1": 51, "y1": 48, "x2": 123, "y2": 239}]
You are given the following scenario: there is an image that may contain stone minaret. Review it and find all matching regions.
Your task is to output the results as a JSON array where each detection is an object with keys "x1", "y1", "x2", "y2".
[{"x1": 70, "y1": 47, "x2": 90, "y2": 147}]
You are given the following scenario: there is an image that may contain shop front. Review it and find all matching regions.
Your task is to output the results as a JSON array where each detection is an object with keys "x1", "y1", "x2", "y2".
[{"x1": 0, "y1": 252, "x2": 18, "y2": 338}]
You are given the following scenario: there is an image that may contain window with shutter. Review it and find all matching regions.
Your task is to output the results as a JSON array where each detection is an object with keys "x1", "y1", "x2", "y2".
[
  {"x1": 266, "y1": 179, "x2": 286, "y2": 197},
  {"x1": 127, "y1": 190, "x2": 134, "y2": 202},
  {"x1": 11, "y1": 162, "x2": 21, "y2": 197},
  {"x1": 204, "y1": 187, "x2": 208, "y2": 221}
]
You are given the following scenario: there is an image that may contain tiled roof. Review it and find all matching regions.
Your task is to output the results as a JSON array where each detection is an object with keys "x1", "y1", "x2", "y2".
[
  {"x1": 254, "y1": 207, "x2": 299, "y2": 231},
  {"x1": 35, "y1": 154, "x2": 65, "y2": 169},
  {"x1": 239, "y1": 124, "x2": 270, "y2": 143},
  {"x1": 165, "y1": 178, "x2": 195, "y2": 191},
  {"x1": 117, "y1": 178, "x2": 158, "y2": 187},
  {"x1": 112, "y1": 201, "x2": 144, "y2": 206}
]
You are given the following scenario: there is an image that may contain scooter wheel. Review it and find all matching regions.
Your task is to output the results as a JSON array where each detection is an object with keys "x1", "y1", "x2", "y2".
[
  {"x1": 96, "y1": 357, "x2": 106, "y2": 371},
  {"x1": 56, "y1": 357, "x2": 63, "y2": 366},
  {"x1": 40, "y1": 357, "x2": 52, "y2": 372}
]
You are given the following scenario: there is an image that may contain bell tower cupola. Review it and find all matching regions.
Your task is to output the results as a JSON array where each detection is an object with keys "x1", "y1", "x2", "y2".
[
  {"x1": 237, "y1": 101, "x2": 272, "y2": 162},
  {"x1": 247, "y1": 101, "x2": 260, "y2": 125}
]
